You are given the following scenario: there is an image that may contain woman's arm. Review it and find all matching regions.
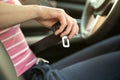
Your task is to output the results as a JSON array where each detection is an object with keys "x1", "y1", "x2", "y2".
[
  {"x1": 0, "y1": 2, "x2": 79, "y2": 38},
  {"x1": 0, "y1": 2, "x2": 38, "y2": 29}
]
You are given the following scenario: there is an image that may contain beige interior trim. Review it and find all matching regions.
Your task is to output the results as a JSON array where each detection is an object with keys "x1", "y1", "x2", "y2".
[
  {"x1": 86, "y1": 15, "x2": 106, "y2": 35},
  {"x1": 92, "y1": 15, "x2": 106, "y2": 33}
]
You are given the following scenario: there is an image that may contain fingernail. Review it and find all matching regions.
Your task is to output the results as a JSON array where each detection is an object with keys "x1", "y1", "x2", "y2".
[
  {"x1": 68, "y1": 36, "x2": 72, "y2": 39},
  {"x1": 55, "y1": 32, "x2": 58, "y2": 35},
  {"x1": 60, "y1": 35, "x2": 63, "y2": 37},
  {"x1": 76, "y1": 32, "x2": 78, "y2": 35}
]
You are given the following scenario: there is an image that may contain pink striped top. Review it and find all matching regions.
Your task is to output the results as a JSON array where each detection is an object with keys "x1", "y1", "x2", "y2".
[{"x1": 0, "y1": 0, "x2": 37, "y2": 76}]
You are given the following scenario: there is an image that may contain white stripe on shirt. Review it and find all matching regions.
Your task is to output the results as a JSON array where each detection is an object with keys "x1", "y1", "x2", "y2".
[
  {"x1": 2, "y1": 31, "x2": 21, "y2": 42},
  {"x1": 0, "y1": 25, "x2": 18, "y2": 34},
  {"x1": 0, "y1": 28, "x2": 10, "y2": 34},
  {"x1": 7, "y1": 39, "x2": 25, "y2": 51},
  {"x1": 14, "y1": 51, "x2": 32, "y2": 67},
  {"x1": 25, "y1": 58, "x2": 37, "y2": 67},
  {"x1": 11, "y1": 46, "x2": 29, "y2": 59}
]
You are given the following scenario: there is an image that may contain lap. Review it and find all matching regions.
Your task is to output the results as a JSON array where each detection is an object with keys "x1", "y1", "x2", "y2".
[
  {"x1": 23, "y1": 51, "x2": 120, "y2": 80},
  {"x1": 23, "y1": 35, "x2": 120, "y2": 80},
  {"x1": 59, "y1": 51, "x2": 120, "y2": 80}
]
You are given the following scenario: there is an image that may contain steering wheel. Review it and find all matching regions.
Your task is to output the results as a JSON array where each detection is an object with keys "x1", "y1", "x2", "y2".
[{"x1": 80, "y1": 0, "x2": 120, "y2": 43}]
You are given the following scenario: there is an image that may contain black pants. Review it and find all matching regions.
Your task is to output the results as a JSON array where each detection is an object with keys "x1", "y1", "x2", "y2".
[{"x1": 23, "y1": 35, "x2": 120, "y2": 80}]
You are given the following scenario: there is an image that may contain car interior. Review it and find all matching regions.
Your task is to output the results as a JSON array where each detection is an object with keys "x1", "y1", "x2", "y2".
[{"x1": 0, "y1": 0, "x2": 120, "y2": 80}]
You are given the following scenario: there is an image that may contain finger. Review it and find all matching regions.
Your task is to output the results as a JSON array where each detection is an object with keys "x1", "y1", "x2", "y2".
[
  {"x1": 68, "y1": 20, "x2": 78, "y2": 39},
  {"x1": 60, "y1": 16, "x2": 73, "y2": 37},
  {"x1": 55, "y1": 11, "x2": 67, "y2": 35},
  {"x1": 74, "y1": 19, "x2": 79, "y2": 35},
  {"x1": 68, "y1": 26, "x2": 76, "y2": 39},
  {"x1": 72, "y1": 19, "x2": 79, "y2": 35}
]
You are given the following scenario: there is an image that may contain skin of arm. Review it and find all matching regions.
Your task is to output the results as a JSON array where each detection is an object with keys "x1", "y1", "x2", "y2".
[
  {"x1": 0, "y1": 2, "x2": 38, "y2": 29},
  {"x1": 0, "y1": 2, "x2": 79, "y2": 39}
]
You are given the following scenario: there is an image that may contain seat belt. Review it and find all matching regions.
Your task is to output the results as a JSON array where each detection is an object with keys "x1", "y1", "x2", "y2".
[{"x1": 30, "y1": 19, "x2": 81, "y2": 54}]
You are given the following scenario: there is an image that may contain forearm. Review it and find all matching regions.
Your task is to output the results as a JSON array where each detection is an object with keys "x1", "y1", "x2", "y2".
[{"x1": 0, "y1": 2, "x2": 38, "y2": 29}]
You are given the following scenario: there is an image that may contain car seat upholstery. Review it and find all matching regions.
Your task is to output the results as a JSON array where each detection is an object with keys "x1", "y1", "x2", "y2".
[{"x1": 0, "y1": 41, "x2": 25, "y2": 80}]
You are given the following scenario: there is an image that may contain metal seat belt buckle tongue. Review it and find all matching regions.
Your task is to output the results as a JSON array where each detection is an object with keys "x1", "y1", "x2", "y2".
[
  {"x1": 52, "y1": 22, "x2": 70, "y2": 48},
  {"x1": 62, "y1": 36, "x2": 70, "y2": 48}
]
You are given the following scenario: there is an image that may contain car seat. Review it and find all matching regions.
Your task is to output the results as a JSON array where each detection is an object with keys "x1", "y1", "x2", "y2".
[{"x1": 0, "y1": 41, "x2": 19, "y2": 80}]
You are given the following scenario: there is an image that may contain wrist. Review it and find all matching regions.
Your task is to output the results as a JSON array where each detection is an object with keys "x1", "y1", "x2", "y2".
[
  {"x1": 33, "y1": 5, "x2": 44, "y2": 20},
  {"x1": 34, "y1": 5, "x2": 53, "y2": 20},
  {"x1": 29, "y1": 5, "x2": 39, "y2": 19}
]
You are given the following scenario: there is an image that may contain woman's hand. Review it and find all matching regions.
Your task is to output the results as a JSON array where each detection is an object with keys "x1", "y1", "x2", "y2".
[{"x1": 35, "y1": 6, "x2": 79, "y2": 39}]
